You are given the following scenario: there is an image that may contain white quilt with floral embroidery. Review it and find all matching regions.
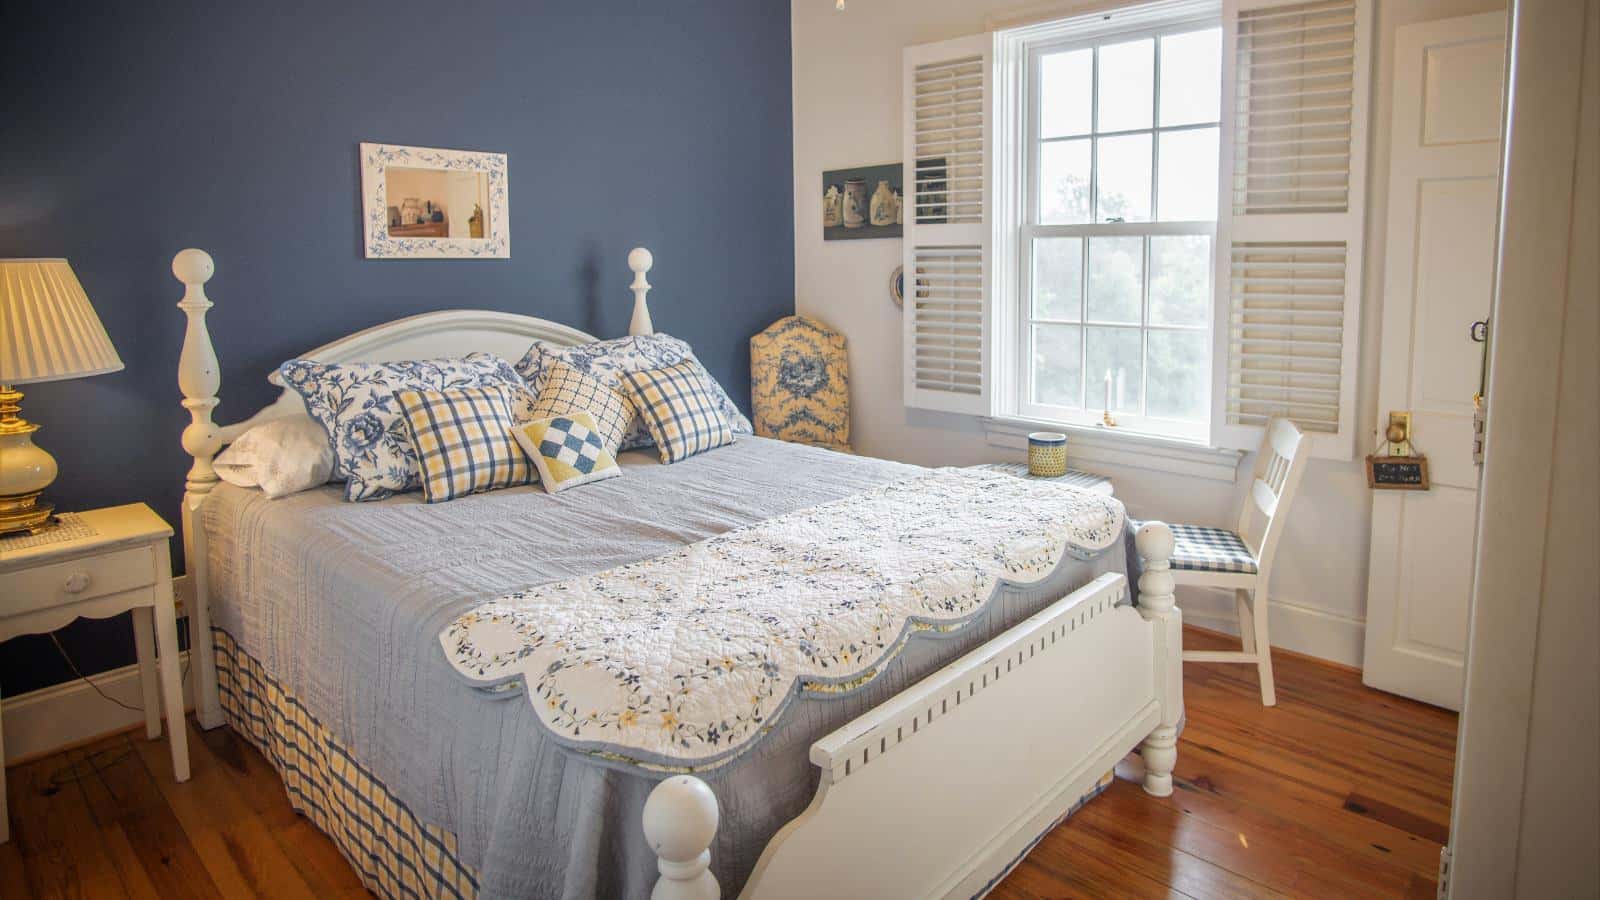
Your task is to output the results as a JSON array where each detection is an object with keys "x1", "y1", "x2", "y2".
[{"x1": 439, "y1": 467, "x2": 1125, "y2": 768}]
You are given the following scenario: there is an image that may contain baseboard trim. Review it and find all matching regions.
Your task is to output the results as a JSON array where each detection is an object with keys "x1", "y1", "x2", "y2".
[
  {"x1": 1179, "y1": 587, "x2": 1365, "y2": 669},
  {"x1": 3, "y1": 651, "x2": 195, "y2": 767},
  {"x1": 1183, "y1": 623, "x2": 1363, "y2": 675}
]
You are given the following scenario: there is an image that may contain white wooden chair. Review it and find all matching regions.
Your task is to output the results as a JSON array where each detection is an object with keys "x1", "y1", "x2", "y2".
[{"x1": 1171, "y1": 418, "x2": 1310, "y2": 706}]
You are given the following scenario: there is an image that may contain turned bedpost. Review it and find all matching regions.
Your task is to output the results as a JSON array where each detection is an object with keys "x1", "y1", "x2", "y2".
[
  {"x1": 173, "y1": 248, "x2": 225, "y2": 730},
  {"x1": 643, "y1": 775, "x2": 720, "y2": 900},
  {"x1": 628, "y1": 246, "x2": 655, "y2": 336},
  {"x1": 1135, "y1": 521, "x2": 1181, "y2": 797}
]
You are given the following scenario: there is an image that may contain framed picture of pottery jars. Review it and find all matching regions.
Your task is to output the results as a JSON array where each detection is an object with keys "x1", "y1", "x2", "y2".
[
  {"x1": 822, "y1": 163, "x2": 903, "y2": 241},
  {"x1": 360, "y1": 142, "x2": 509, "y2": 259}
]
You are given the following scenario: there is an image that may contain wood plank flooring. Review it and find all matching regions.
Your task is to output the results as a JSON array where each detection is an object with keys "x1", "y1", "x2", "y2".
[{"x1": 3, "y1": 627, "x2": 1456, "y2": 898}]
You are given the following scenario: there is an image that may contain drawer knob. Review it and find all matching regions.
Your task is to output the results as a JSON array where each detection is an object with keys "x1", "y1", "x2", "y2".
[{"x1": 63, "y1": 572, "x2": 92, "y2": 594}]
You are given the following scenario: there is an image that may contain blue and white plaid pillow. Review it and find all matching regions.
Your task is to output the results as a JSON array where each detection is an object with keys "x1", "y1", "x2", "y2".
[
  {"x1": 619, "y1": 359, "x2": 735, "y2": 463},
  {"x1": 280, "y1": 352, "x2": 534, "y2": 502},
  {"x1": 528, "y1": 360, "x2": 634, "y2": 455},
  {"x1": 397, "y1": 385, "x2": 535, "y2": 503},
  {"x1": 515, "y1": 334, "x2": 751, "y2": 449}
]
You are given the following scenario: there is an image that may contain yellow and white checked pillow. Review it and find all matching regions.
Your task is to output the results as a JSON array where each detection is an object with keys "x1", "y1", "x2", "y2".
[
  {"x1": 396, "y1": 385, "x2": 535, "y2": 503},
  {"x1": 528, "y1": 360, "x2": 634, "y2": 455},
  {"x1": 618, "y1": 359, "x2": 735, "y2": 463},
  {"x1": 510, "y1": 412, "x2": 623, "y2": 494}
]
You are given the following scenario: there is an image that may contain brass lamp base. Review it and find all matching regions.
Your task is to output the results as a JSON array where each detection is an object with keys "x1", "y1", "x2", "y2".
[
  {"x1": 0, "y1": 491, "x2": 56, "y2": 536},
  {"x1": 0, "y1": 384, "x2": 62, "y2": 536}
]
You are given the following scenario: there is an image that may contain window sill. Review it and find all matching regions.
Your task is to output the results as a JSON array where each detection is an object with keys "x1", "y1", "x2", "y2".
[{"x1": 980, "y1": 415, "x2": 1244, "y2": 482}]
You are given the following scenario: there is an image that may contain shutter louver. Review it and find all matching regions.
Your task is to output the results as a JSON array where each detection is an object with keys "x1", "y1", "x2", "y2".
[
  {"x1": 1226, "y1": 242, "x2": 1347, "y2": 432},
  {"x1": 910, "y1": 245, "x2": 984, "y2": 395},
  {"x1": 904, "y1": 34, "x2": 993, "y2": 415},
  {"x1": 1212, "y1": 0, "x2": 1369, "y2": 458},
  {"x1": 913, "y1": 56, "x2": 985, "y2": 226},
  {"x1": 1233, "y1": 0, "x2": 1359, "y2": 214}
]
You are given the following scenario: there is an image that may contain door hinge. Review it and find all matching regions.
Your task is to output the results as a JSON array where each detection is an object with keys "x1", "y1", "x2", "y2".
[{"x1": 1437, "y1": 845, "x2": 1452, "y2": 899}]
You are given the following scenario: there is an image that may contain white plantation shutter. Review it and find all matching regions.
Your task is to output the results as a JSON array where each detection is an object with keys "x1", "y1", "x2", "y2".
[
  {"x1": 1211, "y1": 0, "x2": 1371, "y2": 458},
  {"x1": 904, "y1": 34, "x2": 993, "y2": 415}
]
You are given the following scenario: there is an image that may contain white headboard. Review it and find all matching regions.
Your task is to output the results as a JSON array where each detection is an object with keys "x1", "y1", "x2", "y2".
[
  {"x1": 173, "y1": 245, "x2": 654, "y2": 459},
  {"x1": 262, "y1": 309, "x2": 597, "y2": 387}
]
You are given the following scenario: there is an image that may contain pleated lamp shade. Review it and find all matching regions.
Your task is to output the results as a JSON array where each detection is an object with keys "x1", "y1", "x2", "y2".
[{"x1": 0, "y1": 259, "x2": 124, "y2": 385}]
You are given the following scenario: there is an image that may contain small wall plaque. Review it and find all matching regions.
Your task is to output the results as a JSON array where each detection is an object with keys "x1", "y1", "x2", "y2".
[{"x1": 1366, "y1": 454, "x2": 1430, "y2": 490}]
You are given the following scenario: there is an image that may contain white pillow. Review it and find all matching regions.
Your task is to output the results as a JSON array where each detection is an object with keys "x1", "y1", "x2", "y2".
[{"x1": 214, "y1": 417, "x2": 335, "y2": 499}]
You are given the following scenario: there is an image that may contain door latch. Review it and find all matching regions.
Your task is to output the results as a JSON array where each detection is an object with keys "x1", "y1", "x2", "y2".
[{"x1": 1470, "y1": 319, "x2": 1489, "y2": 465}]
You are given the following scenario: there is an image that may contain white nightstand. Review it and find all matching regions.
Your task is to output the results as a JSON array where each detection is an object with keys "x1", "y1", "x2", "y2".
[{"x1": 0, "y1": 503, "x2": 190, "y2": 843}]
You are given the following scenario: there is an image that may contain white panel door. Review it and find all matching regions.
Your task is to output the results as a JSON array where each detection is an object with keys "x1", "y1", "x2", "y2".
[{"x1": 1362, "y1": 11, "x2": 1505, "y2": 710}]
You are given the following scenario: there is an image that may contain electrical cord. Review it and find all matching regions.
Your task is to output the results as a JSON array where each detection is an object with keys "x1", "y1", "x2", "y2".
[
  {"x1": 32, "y1": 614, "x2": 196, "y2": 784},
  {"x1": 42, "y1": 628, "x2": 196, "y2": 790},
  {"x1": 48, "y1": 629, "x2": 195, "y2": 715}
]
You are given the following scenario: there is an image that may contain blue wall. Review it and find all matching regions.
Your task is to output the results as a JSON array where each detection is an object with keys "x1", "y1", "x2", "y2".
[{"x1": 0, "y1": 0, "x2": 794, "y2": 695}]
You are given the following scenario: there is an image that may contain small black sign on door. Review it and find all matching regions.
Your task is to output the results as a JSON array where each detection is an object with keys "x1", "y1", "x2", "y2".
[{"x1": 1366, "y1": 455, "x2": 1430, "y2": 490}]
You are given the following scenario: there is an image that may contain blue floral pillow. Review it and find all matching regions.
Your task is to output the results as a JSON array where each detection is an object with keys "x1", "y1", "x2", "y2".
[
  {"x1": 514, "y1": 334, "x2": 751, "y2": 450},
  {"x1": 280, "y1": 352, "x2": 535, "y2": 502}
]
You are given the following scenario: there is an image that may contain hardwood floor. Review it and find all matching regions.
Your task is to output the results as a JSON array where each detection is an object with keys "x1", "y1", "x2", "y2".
[{"x1": 2, "y1": 626, "x2": 1456, "y2": 899}]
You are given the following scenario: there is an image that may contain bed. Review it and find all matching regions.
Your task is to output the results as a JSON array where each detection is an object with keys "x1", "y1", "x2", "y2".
[{"x1": 170, "y1": 247, "x2": 1182, "y2": 898}]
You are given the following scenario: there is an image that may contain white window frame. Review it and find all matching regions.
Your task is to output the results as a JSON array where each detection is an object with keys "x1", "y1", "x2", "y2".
[{"x1": 1008, "y1": 16, "x2": 1223, "y2": 444}]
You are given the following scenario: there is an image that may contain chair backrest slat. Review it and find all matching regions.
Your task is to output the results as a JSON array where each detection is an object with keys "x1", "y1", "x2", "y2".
[
  {"x1": 1236, "y1": 418, "x2": 1310, "y2": 574},
  {"x1": 1251, "y1": 477, "x2": 1279, "y2": 520}
]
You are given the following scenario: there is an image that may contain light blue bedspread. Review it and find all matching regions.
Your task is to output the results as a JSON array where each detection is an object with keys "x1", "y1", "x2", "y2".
[{"x1": 203, "y1": 436, "x2": 1133, "y2": 898}]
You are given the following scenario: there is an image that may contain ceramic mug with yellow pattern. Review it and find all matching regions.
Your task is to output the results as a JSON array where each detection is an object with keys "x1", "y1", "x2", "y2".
[{"x1": 1027, "y1": 431, "x2": 1068, "y2": 477}]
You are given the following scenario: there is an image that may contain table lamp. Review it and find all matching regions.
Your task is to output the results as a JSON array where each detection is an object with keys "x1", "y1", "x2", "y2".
[{"x1": 0, "y1": 259, "x2": 124, "y2": 535}]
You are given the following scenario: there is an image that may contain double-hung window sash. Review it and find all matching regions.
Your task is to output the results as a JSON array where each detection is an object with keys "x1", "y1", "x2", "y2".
[{"x1": 1015, "y1": 16, "x2": 1222, "y2": 442}]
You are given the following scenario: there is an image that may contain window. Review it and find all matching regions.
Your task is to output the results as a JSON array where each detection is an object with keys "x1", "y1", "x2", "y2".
[
  {"x1": 900, "y1": 0, "x2": 1373, "y2": 460},
  {"x1": 1020, "y1": 24, "x2": 1222, "y2": 441}
]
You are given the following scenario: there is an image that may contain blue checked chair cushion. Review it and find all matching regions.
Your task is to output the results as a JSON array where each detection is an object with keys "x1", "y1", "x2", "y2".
[
  {"x1": 1166, "y1": 523, "x2": 1259, "y2": 574},
  {"x1": 396, "y1": 385, "x2": 535, "y2": 503},
  {"x1": 619, "y1": 358, "x2": 735, "y2": 463},
  {"x1": 529, "y1": 360, "x2": 635, "y2": 455}
]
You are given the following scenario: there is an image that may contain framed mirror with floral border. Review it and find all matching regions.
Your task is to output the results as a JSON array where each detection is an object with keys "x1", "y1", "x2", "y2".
[{"x1": 360, "y1": 142, "x2": 509, "y2": 259}]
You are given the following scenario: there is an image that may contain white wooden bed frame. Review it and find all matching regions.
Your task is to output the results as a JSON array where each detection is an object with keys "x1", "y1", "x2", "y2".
[{"x1": 171, "y1": 247, "x2": 1181, "y2": 899}]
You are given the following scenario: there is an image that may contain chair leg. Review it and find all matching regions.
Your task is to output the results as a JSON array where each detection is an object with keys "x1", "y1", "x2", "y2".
[
  {"x1": 1250, "y1": 588, "x2": 1276, "y2": 706},
  {"x1": 1236, "y1": 588, "x2": 1256, "y2": 655}
]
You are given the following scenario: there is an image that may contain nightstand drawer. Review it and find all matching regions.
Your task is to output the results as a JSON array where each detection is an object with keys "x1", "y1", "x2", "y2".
[{"x1": 0, "y1": 544, "x2": 158, "y2": 617}]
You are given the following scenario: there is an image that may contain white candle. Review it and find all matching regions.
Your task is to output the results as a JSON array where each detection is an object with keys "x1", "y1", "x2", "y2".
[{"x1": 1103, "y1": 370, "x2": 1112, "y2": 411}]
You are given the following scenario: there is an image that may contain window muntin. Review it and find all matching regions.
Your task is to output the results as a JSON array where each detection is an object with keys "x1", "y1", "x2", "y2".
[{"x1": 1019, "y1": 23, "x2": 1221, "y2": 440}]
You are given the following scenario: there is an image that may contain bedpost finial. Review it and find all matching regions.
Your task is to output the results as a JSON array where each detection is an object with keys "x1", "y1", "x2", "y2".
[
  {"x1": 628, "y1": 246, "x2": 654, "y2": 274},
  {"x1": 628, "y1": 247, "x2": 655, "y2": 337},
  {"x1": 1135, "y1": 520, "x2": 1175, "y2": 563},
  {"x1": 1135, "y1": 521, "x2": 1177, "y2": 619},
  {"x1": 643, "y1": 775, "x2": 719, "y2": 900},
  {"x1": 175, "y1": 248, "x2": 222, "y2": 497},
  {"x1": 172, "y1": 248, "x2": 215, "y2": 286}
]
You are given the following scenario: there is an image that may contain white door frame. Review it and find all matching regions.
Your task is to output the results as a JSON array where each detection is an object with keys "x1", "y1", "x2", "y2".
[{"x1": 1446, "y1": 0, "x2": 1592, "y2": 895}]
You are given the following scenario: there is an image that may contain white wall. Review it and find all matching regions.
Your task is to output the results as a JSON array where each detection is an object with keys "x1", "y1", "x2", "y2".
[{"x1": 792, "y1": 0, "x2": 1504, "y2": 666}]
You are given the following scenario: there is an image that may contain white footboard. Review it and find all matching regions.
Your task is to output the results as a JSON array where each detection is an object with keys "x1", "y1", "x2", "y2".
[{"x1": 645, "y1": 523, "x2": 1181, "y2": 899}]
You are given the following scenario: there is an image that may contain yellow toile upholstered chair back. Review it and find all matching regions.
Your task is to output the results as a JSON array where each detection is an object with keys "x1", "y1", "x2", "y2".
[{"x1": 750, "y1": 315, "x2": 851, "y2": 452}]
